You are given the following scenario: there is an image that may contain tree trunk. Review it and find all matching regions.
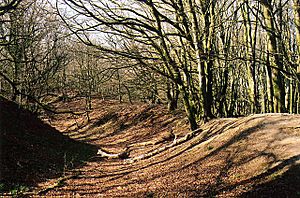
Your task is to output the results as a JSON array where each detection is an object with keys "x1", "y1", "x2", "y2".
[
  {"x1": 293, "y1": 0, "x2": 300, "y2": 74},
  {"x1": 261, "y1": 0, "x2": 286, "y2": 112},
  {"x1": 242, "y1": 1, "x2": 255, "y2": 113},
  {"x1": 166, "y1": 80, "x2": 179, "y2": 111},
  {"x1": 181, "y1": 86, "x2": 198, "y2": 130}
]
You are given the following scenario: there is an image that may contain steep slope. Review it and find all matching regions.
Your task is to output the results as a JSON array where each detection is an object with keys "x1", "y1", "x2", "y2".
[
  {"x1": 0, "y1": 96, "x2": 97, "y2": 195},
  {"x1": 35, "y1": 99, "x2": 300, "y2": 197}
]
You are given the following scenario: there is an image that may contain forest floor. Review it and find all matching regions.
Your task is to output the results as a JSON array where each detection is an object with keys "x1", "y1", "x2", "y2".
[{"x1": 1, "y1": 97, "x2": 300, "y2": 197}]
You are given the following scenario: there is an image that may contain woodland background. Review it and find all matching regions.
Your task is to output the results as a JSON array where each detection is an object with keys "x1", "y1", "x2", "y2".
[{"x1": 1, "y1": 0, "x2": 300, "y2": 129}]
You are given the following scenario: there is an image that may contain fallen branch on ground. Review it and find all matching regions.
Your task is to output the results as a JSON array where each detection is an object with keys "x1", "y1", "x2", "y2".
[
  {"x1": 96, "y1": 128, "x2": 205, "y2": 162},
  {"x1": 97, "y1": 148, "x2": 130, "y2": 159},
  {"x1": 126, "y1": 128, "x2": 203, "y2": 163}
]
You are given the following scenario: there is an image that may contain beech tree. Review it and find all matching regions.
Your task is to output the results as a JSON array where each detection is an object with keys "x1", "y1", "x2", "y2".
[
  {"x1": 2, "y1": 0, "x2": 297, "y2": 128},
  {"x1": 0, "y1": 0, "x2": 298, "y2": 128},
  {"x1": 57, "y1": 0, "x2": 300, "y2": 129}
]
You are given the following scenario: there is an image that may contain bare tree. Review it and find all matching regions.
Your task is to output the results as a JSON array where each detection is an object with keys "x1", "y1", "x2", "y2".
[
  {"x1": 0, "y1": 0, "x2": 69, "y2": 112},
  {"x1": 57, "y1": 0, "x2": 300, "y2": 128}
]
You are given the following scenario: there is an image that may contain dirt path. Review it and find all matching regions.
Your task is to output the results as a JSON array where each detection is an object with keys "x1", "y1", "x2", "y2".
[{"x1": 33, "y1": 100, "x2": 300, "y2": 197}]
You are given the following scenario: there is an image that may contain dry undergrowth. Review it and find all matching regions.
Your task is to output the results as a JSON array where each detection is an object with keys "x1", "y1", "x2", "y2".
[{"x1": 17, "y1": 99, "x2": 300, "y2": 197}]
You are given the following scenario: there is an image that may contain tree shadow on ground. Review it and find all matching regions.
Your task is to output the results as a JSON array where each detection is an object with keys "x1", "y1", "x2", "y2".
[
  {"x1": 63, "y1": 104, "x2": 175, "y2": 147},
  {"x1": 82, "y1": 115, "x2": 300, "y2": 197},
  {"x1": 195, "y1": 117, "x2": 300, "y2": 197},
  {"x1": 0, "y1": 96, "x2": 97, "y2": 194},
  {"x1": 28, "y1": 102, "x2": 300, "y2": 197},
  {"x1": 239, "y1": 159, "x2": 300, "y2": 198}
]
